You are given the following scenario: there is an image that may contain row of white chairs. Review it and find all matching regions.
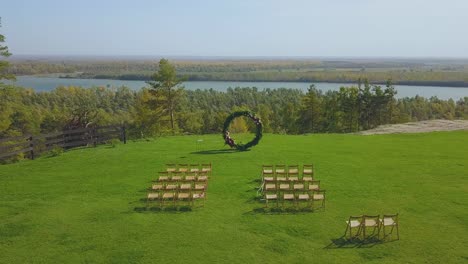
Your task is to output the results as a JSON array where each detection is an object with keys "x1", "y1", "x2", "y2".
[
  {"x1": 151, "y1": 182, "x2": 207, "y2": 192},
  {"x1": 166, "y1": 163, "x2": 212, "y2": 175},
  {"x1": 156, "y1": 173, "x2": 208, "y2": 183},
  {"x1": 345, "y1": 214, "x2": 399, "y2": 240},
  {"x1": 262, "y1": 164, "x2": 314, "y2": 177},
  {"x1": 265, "y1": 190, "x2": 326, "y2": 208},
  {"x1": 147, "y1": 191, "x2": 206, "y2": 207},
  {"x1": 263, "y1": 181, "x2": 320, "y2": 192}
]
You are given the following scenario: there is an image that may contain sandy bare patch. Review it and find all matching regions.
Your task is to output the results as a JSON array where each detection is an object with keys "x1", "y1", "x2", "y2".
[{"x1": 358, "y1": 119, "x2": 468, "y2": 135}]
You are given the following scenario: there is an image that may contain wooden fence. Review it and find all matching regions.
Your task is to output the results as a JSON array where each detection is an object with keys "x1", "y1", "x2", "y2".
[{"x1": 0, "y1": 125, "x2": 126, "y2": 161}]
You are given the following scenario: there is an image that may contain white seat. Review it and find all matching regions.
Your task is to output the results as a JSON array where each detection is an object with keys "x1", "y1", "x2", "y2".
[
  {"x1": 381, "y1": 218, "x2": 396, "y2": 226},
  {"x1": 177, "y1": 193, "x2": 190, "y2": 199},
  {"x1": 165, "y1": 184, "x2": 177, "y2": 190},
  {"x1": 365, "y1": 219, "x2": 378, "y2": 227},
  {"x1": 147, "y1": 193, "x2": 159, "y2": 199},
  {"x1": 346, "y1": 220, "x2": 361, "y2": 228},
  {"x1": 180, "y1": 184, "x2": 192, "y2": 190},
  {"x1": 313, "y1": 194, "x2": 324, "y2": 200},
  {"x1": 293, "y1": 184, "x2": 304, "y2": 190},
  {"x1": 152, "y1": 184, "x2": 163, "y2": 190},
  {"x1": 162, "y1": 193, "x2": 174, "y2": 199}
]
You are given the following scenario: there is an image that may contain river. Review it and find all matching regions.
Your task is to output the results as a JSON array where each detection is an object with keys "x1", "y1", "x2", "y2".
[{"x1": 9, "y1": 76, "x2": 468, "y2": 100}]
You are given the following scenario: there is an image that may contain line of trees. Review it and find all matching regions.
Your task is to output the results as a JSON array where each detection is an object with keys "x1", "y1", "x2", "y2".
[
  {"x1": 1, "y1": 59, "x2": 468, "y2": 138},
  {"x1": 1, "y1": 82, "x2": 467, "y2": 138},
  {"x1": 7, "y1": 58, "x2": 468, "y2": 87},
  {"x1": 297, "y1": 81, "x2": 397, "y2": 133}
]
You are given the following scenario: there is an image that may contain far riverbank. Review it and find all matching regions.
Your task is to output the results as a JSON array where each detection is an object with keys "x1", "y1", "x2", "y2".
[{"x1": 9, "y1": 76, "x2": 468, "y2": 100}]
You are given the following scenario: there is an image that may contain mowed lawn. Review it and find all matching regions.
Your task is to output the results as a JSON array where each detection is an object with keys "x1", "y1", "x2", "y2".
[{"x1": 1, "y1": 132, "x2": 468, "y2": 263}]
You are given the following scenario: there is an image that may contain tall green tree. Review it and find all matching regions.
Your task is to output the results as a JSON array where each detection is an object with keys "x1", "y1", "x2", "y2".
[
  {"x1": 338, "y1": 86, "x2": 360, "y2": 132},
  {"x1": 146, "y1": 59, "x2": 184, "y2": 134},
  {"x1": 297, "y1": 84, "x2": 323, "y2": 133},
  {"x1": 0, "y1": 18, "x2": 14, "y2": 81}
]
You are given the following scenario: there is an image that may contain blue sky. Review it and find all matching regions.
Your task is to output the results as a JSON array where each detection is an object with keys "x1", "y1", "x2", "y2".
[{"x1": 1, "y1": 0, "x2": 468, "y2": 57}]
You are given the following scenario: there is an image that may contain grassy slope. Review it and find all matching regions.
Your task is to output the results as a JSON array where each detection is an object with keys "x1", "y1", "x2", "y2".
[{"x1": 1, "y1": 132, "x2": 467, "y2": 263}]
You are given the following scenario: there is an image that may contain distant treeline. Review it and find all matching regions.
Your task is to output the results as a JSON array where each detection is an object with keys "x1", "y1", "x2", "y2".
[
  {"x1": 8, "y1": 60, "x2": 468, "y2": 87},
  {"x1": 70, "y1": 72, "x2": 468, "y2": 88},
  {"x1": 1, "y1": 83, "x2": 467, "y2": 138}
]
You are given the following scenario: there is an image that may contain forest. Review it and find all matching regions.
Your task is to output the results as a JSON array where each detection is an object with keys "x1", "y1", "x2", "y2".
[{"x1": 1, "y1": 81, "x2": 467, "y2": 139}]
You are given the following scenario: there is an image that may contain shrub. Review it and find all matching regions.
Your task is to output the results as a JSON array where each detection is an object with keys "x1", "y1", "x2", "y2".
[
  {"x1": 108, "y1": 138, "x2": 121, "y2": 148},
  {"x1": 48, "y1": 145, "x2": 64, "y2": 157}
]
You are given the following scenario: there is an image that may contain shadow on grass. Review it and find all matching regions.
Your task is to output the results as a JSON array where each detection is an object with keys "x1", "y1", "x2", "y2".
[
  {"x1": 324, "y1": 235, "x2": 387, "y2": 249},
  {"x1": 190, "y1": 149, "x2": 245, "y2": 155},
  {"x1": 249, "y1": 178, "x2": 262, "y2": 184},
  {"x1": 244, "y1": 195, "x2": 261, "y2": 204},
  {"x1": 133, "y1": 205, "x2": 195, "y2": 213},
  {"x1": 132, "y1": 199, "x2": 197, "y2": 213},
  {"x1": 244, "y1": 206, "x2": 315, "y2": 215}
]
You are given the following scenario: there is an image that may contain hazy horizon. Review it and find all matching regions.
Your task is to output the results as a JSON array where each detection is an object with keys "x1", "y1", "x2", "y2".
[
  {"x1": 8, "y1": 55, "x2": 468, "y2": 65},
  {"x1": 9, "y1": 54, "x2": 468, "y2": 60},
  {"x1": 2, "y1": 0, "x2": 468, "y2": 57}
]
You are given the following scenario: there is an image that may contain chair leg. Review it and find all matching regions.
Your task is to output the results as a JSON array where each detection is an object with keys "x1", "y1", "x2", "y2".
[
  {"x1": 370, "y1": 226, "x2": 376, "y2": 239},
  {"x1": 388, "y1": 225, "x2": 394, "y2": 239},
  {"x1": 350, "y1": 227, "x2": 355, "y2": 240}
]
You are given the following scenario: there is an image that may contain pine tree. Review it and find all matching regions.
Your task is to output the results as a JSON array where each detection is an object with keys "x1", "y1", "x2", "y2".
[{"x1": 146, "y1": 59, "x2": 185, "y2": 134}]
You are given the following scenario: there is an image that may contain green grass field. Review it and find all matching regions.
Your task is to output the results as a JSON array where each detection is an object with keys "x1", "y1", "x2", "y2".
[{"x1": 1, "y1": 132, "x2": 468, "y2": 263}]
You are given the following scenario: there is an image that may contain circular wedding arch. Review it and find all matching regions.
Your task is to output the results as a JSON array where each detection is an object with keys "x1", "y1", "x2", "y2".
[{"x1": 222, "y1": 111, "x2": 263, "y2": 151}]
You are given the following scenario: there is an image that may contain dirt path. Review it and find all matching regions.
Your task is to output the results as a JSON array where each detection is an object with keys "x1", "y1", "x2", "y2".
[{"x1": 358, "y1": 119, "x2": 468, "y2": 135}]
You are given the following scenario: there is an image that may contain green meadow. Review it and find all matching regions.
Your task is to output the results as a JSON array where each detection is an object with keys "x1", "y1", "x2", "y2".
[{"x1": 1, "y1": 132, "x2": 467, "y2": 263}]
